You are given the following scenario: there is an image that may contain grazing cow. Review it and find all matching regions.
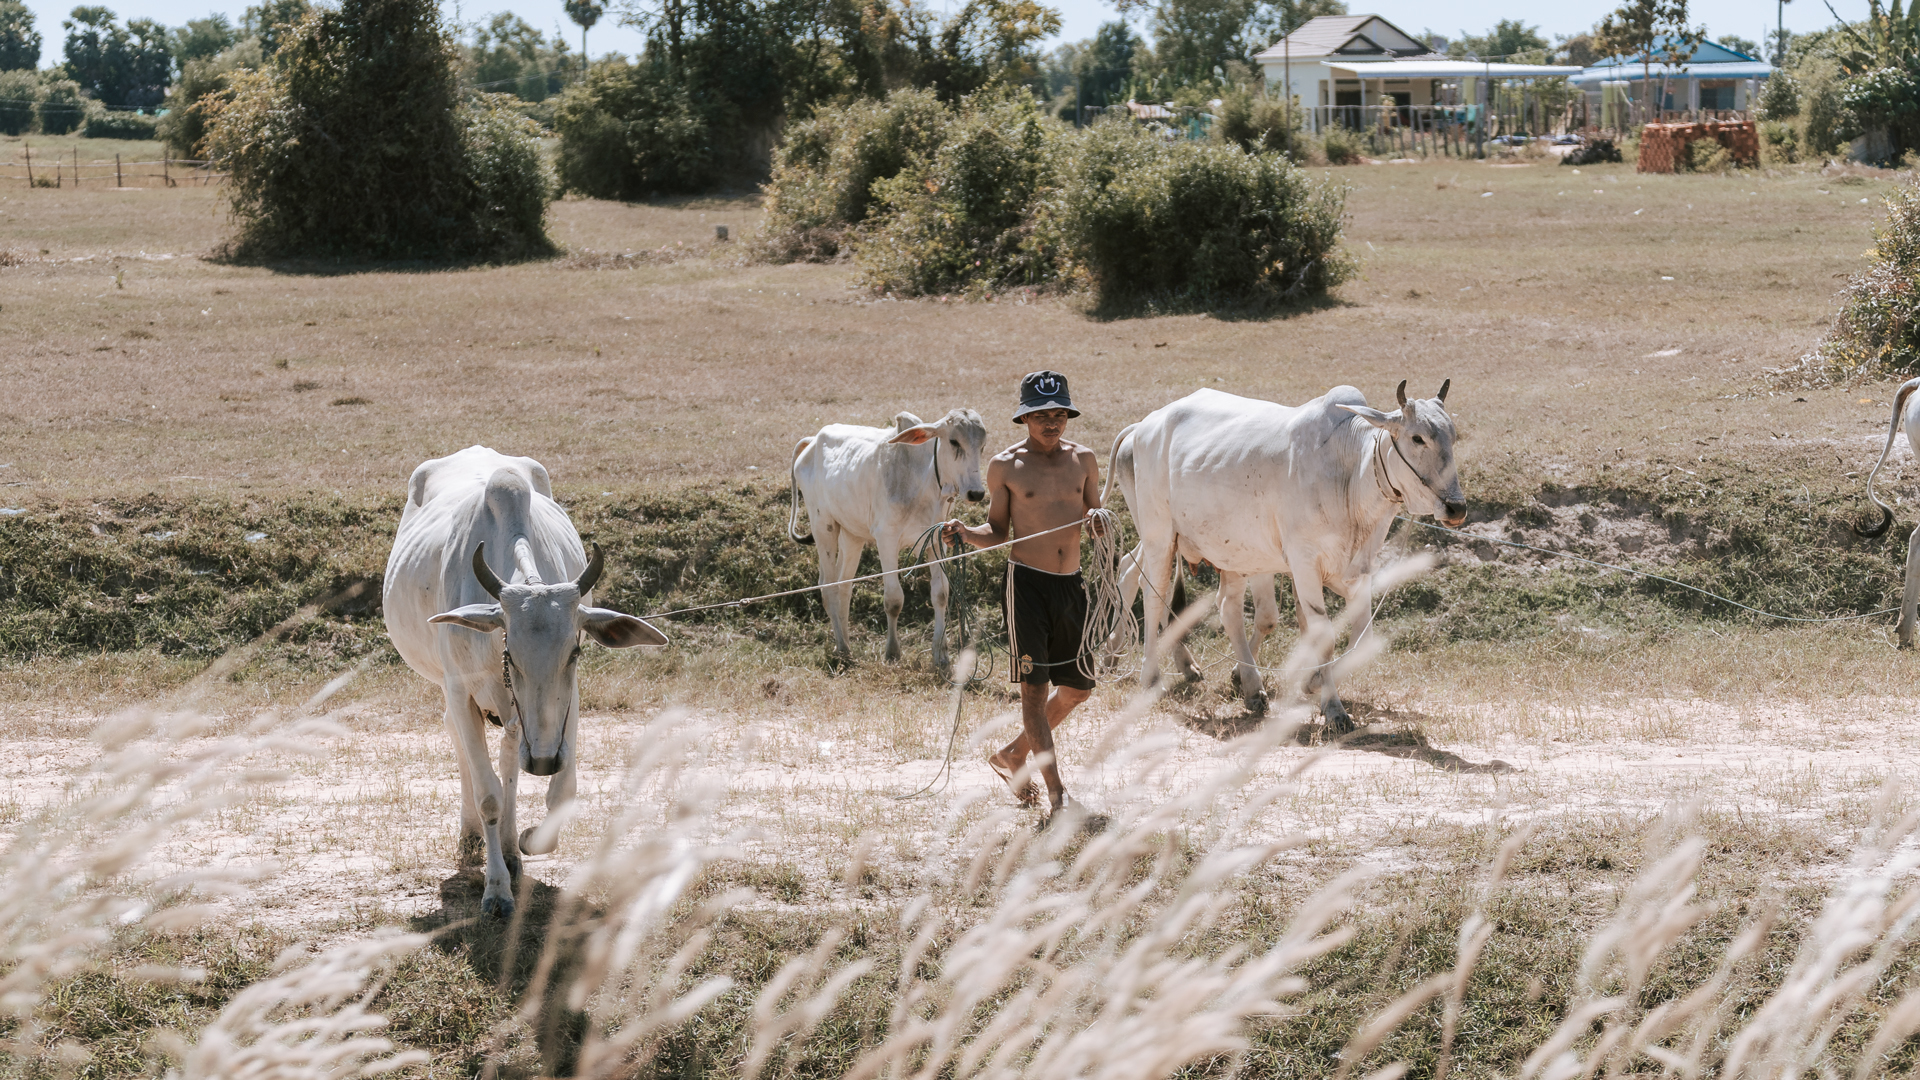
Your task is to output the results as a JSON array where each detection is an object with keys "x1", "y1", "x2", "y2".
[
  {"x1": 1857, "y1": 376, "x2": 1920, "y2": 646},
  {"x1": 384, "y1": 446, "x2": 666, "y2": 918},
  {"x1": 1113, "y1": 383, "x2": 1465, "y2": 731},
  {"x1": 788, "y1": 409, "x2": 988, "y2": 672}
]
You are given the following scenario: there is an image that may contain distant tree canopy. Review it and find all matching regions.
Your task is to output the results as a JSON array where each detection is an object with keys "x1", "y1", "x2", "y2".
[
  {"x1": 241, "y1": 0, "x2": 312, "y2": 56},
  {"x1": 62, "y1": 6, "x2": 171, "y2": 107},
  {"x1": 0, "y1": 0, "x2": 41, "y2": 71},
  {"x1": 205, "y1": 0, "x2": 551, "y2": 258},
  {"x1": 1443, "y1": 18, "x2": 1549, "y2": 59},
  {"x1": 553, "y1": 0, "x2": 1067, "y2": 197},
  {"x1": 169, "y1": 14, "x2": 237, "y2": 66},
  {"x1": 468, "y1": 12, "x2": 571, "y2": 100}
]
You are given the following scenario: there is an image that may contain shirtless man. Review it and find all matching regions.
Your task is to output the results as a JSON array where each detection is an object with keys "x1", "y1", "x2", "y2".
[{"x1": 944, "y1": 370, "x2": 1104, "y2": 815}]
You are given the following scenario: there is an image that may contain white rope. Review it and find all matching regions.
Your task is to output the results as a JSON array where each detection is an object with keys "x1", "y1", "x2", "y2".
[{"x1": 1077, "y1": 508, "x2": 1133, "y2": 683}]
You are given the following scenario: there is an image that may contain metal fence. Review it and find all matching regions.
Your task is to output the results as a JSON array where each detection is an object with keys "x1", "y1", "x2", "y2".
[{"x1": 0, "y1": 148, "x2": 224, "y2": 189}]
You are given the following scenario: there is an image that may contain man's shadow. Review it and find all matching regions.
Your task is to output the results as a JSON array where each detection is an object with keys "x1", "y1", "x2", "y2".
[
  {"x1": 1176, "y1": 697, "x2": 1516, "y2": 774},
  {"x1": 409, "y1": 865, "x2": 599, "y2": 1077}
]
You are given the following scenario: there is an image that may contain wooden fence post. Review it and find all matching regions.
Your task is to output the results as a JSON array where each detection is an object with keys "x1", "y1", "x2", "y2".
[
  {"x1": 22, "y1": 142, "x2": 29, "y2": 188},
  {"x1": 162, "y1": 153, "x2": 169, "y2": 187},
  {"x1": 115, "y1": 153, "x2": 121, "y2": 187},
  {"x1": 73, "y1": 148, "x2": 79, "y2": 187}
]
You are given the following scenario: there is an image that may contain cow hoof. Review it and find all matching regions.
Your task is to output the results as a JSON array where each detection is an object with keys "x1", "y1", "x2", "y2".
[
  {"x1": 1245, "y1": 692, "x2": 1268, "y2": 717},
  {"x1": 1323, "y1": 706, "x2": 1355, "y2": 738},
  {"x1": 1901, "y1": 634, "x2": 1916, "y2": 651},
  {"x1": 482, "y1": 893, "x2": 515, "y2": 920}
]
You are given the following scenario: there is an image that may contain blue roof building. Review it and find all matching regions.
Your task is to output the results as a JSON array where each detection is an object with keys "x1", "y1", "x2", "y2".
[{"x1": 1572, "y1": 36, "x2": 1775, "y2": 118}]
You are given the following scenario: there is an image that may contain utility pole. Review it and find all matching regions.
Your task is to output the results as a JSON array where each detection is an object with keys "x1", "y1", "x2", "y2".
[{"x1": 1775, "y1": 0, "x2": 1791, "y2": 64}]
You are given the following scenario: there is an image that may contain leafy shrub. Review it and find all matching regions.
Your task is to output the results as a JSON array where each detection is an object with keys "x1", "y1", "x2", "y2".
[
  {"x1": 1808, "y1": 174, "x2": 1920, "y2": 378},
  {"x1": 35, "y1": 77, "x2": 83, "y2": 135},
  {"x1": 1683, "y1": 137, "x2": 1733, "y2": 172},
  {"x1": 759, "y1": 88, "x2": 950, "y2": 262},
  {"x1": 1561, "y1": 138, "x2": 1622, "y2": 165},
  {"x1": 157, "y1": 37, "x2": 261, "y2": 158},
  {"x1": 1320, "y1": 125, "x2": 1361, "y2": 165},
  {"x1": 203, "y1": 0, "x2": 551, "y2": 259},
  {"x1": 1052, "y1": 117, "x2": 1355, "y2": 309},
  {"x1": 553, "y1": 60, "x2": 714, "y2": 199},
  {"x1": 1843, "y1": 65, "x2": 1920, "y2": 161},
  {"x1": 0, "y1": 67, "x2": 34, "y2": 135},
  {"x1": 857, "y1": 91, "x2": 1063, "y2": 296},
  {"x1": 1760, "y1": 119, "x2": 1801, "y2": 163},
  {"x1": 1212, "y1": 87, "x2": 1308, "y2": 159},
  {"x1": 82, "y1": 109, "x2": 156, "y2": 139},
  {"x1": 1799, "y1": 59, "x2": 1849, "y2": 158},
  {"x1": 1758, "y1": 70, "x2": 1799, "y2": 119}
]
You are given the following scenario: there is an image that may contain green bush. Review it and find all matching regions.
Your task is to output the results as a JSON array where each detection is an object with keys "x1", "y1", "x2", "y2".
[
  {"x1": 82, "y1": 110, "x2": 157, "y2": 139},
  {"x1": 1799, "y1": 59, "x2": 1849, "y2": 158},
  {"x1": 553, "y1": 60, "x2": 714, "y2": 199},
  {"x1": 1757, "y1": 70, "x2": 1799, "y2": 119},
  {"x1": 203, "y1": 0, "x2": 551, "y2": 259},
  {"x1": 1683, "y1": 137, "x2": 1733, "y2": 172},
  {"x1": 36, "y1": 77, "x2": 83, "y2": 135},
  {"x1": 1212, "y1": 87, "x2": 1308, "y2": 159},
  {"x1": 0, "y1": 67, "x2": 34, "y2": 135},
  {"x1": 157, "y1": 37, "x2": 261, "y2": 158},
  {"x1": 1052, "y1": 117, "x2": 1355, "y2": 309},
  {"x1": 856, "y1": 90, "x2": 1063, "y2": 297},
  {"x1": 1759, "y1": 119, "x2": 1801, "y2": 163},
  {"x1": 1809, "y1": 174, "x2": 1920, "y2": 378},
  {"x1": 759, "y1": 88, "x2": 950, "y2": 262},
  {"x1": 1320, "y1": 125, "x2": 1361, "y2": 165}
]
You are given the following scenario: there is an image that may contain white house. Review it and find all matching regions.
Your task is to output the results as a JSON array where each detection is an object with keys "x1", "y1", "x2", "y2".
[
  {"x1": 1570, "y1": 37, "x2": 1774, "y2": 120},
  {"x1": 1255, "y1": 15, "x2": 1578, "y2": 132},
  {"x1": 1254, "y1": 15, "x2": 1439, "y2": 116}
]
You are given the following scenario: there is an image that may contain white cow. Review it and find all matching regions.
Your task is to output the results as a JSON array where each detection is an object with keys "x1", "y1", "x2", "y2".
[
  {"x1": 1858, "y1": 376, "x2": 1920, "y2": 646},
  {"x1": 384, "y1": 446, "x2": 666, "y2": 918},
  {"x1": 788, "y1": 409, "x2": 988, "y2": 672},
  {"x1": 1114, "y1": 383, "x2": 1466, "y2": 731}
]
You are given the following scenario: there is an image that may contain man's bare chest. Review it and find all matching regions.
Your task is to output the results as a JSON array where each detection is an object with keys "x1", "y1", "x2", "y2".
[{"x1": 1008, "y1": 455, "x2": 1082, "y2": 501}]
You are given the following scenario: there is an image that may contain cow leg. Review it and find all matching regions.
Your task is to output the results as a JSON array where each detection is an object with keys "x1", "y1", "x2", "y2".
[
  {"x1": 1219, "y1": 571, "x2": 1266, "y2": 714},
  {"x1": 445, "y1": 689, "x2": 515, "y2": 918},
  {"x1": 497, "y1": 718, "x2": 523, "y2": 885},
  {"x1": 1251, "y1": 575, "x2": 1282, "y2": 658},
  {"x1": 1903, "y1": 526, "x2": 1920, "y2": 649},
  {"x1": 929, "y1": 557, "x2": 951, "y2": 676},
  {"x1": 1139, "y1": 544, "x2": 1178, "y2": 690},
  {"x1": 1287, "y1": 559, "x2": 1353, "y2": 736},
  {"x1": 815, "y1": 521, "x2": 852, "y2": 658},
  {"x1": 443, "y1": 695, "x2": 485, "y2": 866},
  {"x1": 877, "y1": 539, "x2": 906, "y2": 663}
]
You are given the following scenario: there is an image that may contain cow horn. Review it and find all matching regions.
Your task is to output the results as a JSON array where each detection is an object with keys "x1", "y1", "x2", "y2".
[
  {"x1": 575, "y1": 543, "x2": 604, "y2": 595},
  {"x1": 472, "y1": 543, "x2": 504, "y2": 600},
  {"x1": 1437, "y1": 379, "x2": 1451, "y2": 403},
  {"x1": 1395, "y1": 380, "x2": 1408, "y2": 410}
]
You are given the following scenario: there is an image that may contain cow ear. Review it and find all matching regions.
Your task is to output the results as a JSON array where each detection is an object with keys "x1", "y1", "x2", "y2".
[
  {"x1": 581, "y1": 607, "x2": 668, "y2": 648},
  {"x1": 1336, "y1": 403, "x2": 1400, "y2": 430},
  {"x1": 888, "y1": 424, "x2": 939, "y2": 446},
  {"x1": 430, "y1": 603, "x2": 505, "y2": 633}
]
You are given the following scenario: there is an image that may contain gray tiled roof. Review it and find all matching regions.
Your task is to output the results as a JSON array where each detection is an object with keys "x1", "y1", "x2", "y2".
[{"x1": 1253, "y1": 14, "x2": 1428, "y2": 60}]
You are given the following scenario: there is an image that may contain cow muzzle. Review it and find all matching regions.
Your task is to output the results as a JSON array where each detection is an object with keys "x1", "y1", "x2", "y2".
[
  {"x1": 966, "y1": 489, "x2": 986, "y2": 503},
  {"x1": 524, "y1": 753, "x2": 563, "y2": 777},
  {"x1": 1443, "y1": 502, "x2": 1467, "y2": 528}
]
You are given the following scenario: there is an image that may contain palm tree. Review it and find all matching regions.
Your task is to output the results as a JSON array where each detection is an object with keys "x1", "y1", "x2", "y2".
[{"x1": 563, "y1": 0, "x2": 602, "y2": 77}]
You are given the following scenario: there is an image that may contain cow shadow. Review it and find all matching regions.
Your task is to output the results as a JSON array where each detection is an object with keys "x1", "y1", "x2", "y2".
[
  {"x1": 1173, "y1": 697, "x2": 1516, "y2": 774},
  {"x1": 409, "y1": 866, "x2": 599, "y2": 1077}
]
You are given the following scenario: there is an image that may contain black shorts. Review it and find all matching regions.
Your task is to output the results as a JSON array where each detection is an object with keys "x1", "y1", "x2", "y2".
[{"x1": 1004, "y1": 562, "x2": 1095, "y2": 691}]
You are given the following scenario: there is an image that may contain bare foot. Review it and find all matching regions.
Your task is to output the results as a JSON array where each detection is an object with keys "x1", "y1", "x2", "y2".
[{"x1": 988, "y1": 751, "x2": 1039, "y2": 807}]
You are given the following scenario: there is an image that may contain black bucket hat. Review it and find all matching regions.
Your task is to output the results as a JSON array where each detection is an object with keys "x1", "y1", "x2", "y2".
[{"x1": 1013, "y1": 370, "x2": 1079, "y2": 424}]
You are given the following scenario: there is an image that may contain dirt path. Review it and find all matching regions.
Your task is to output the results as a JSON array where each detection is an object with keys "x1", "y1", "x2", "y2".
[{"x1": 7, "y1": 681, "x2": 1912, "y2": 934}]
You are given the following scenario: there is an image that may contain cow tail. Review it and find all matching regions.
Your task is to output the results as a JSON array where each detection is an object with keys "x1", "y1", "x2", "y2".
[
  {"x1": 1102, "y1": 423, "x2": 1138, "y2": 506},
  {"x1": 1859, "y1": 378, "x2": 1920, "y2": 538},
  {"x1": 789, "y1": 437, "x2": 816, "y2": 546}
]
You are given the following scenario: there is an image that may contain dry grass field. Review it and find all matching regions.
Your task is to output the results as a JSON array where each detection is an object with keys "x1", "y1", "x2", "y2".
[{"x1": 9, "y1": 154, "x2": 1920, "y2": 1078}]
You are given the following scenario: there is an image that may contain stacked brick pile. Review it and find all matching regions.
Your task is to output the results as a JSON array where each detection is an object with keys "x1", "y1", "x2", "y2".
[{"x1": 1636, "y1": 120, "x2": 1760, "y2": 172}]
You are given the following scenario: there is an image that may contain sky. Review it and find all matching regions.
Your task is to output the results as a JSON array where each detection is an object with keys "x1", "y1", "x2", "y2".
[{"x1": 17, "y1": 0, "x2": 1880, "y2": 70}]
